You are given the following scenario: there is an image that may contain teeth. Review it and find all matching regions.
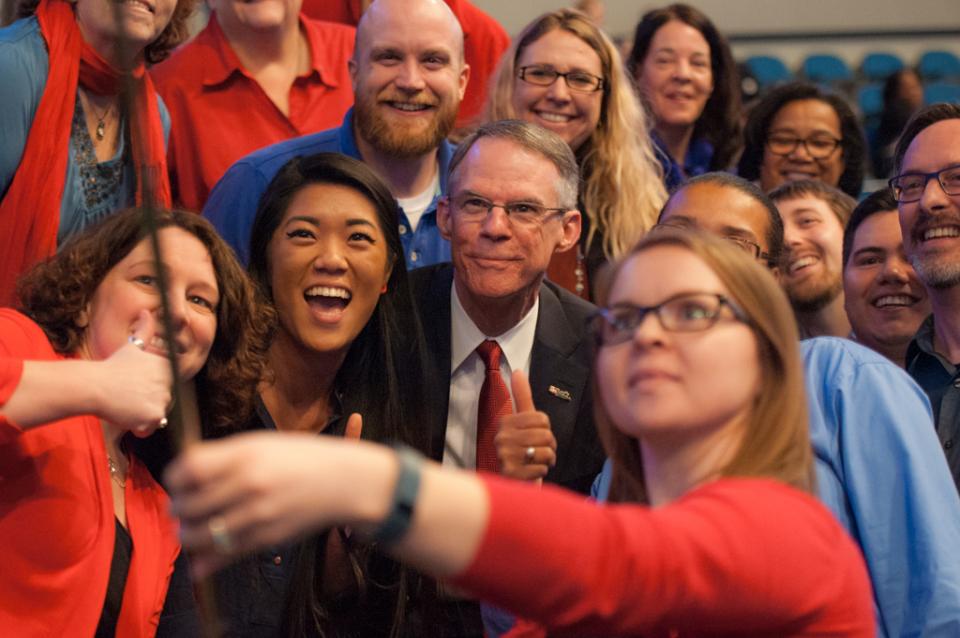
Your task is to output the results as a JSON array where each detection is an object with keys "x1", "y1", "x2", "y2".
[
  {"x1": 923, "y1": 227, "x2": 960, "y2": 240},
  {"x1": 150, "y1": 336, "x2": 165, "y2": 349},
  {"x1": 537, "y1": 112, "x2": 572, "y2": 123},
  {"x1": 123, "y1": 0, "x2": 152, "y2": 11},
  {"x1": 389, "y1": 102, "x2": 429, "y2": 112},
  {"x1": 305, "y1": 286, "x2": 351, "y2": 300},
  {"x1": 789, "y1": 256, "x2": 816, "y2": 273},
  {"x1": 874, "y1": 295, "x2": 915, "y2": 308}
]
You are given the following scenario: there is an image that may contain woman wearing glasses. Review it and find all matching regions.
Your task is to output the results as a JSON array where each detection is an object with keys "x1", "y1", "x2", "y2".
[
  {"x1": 483, "y1": 9, "x2": 665, "y2": 300},
  {"x1": 738, "y1": 82, "x2": 867, "y2": 198},
  {"x1": 627, "y1": 4, "x2": 742, "y2": 190},
  {"x1": 167, "y1": 230, "x2": 874, "y2": 636}
]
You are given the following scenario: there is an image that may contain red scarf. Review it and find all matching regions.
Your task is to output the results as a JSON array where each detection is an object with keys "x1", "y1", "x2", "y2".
[{"x1": 0, "y1": 0, "x2": 171, "y2": 307}]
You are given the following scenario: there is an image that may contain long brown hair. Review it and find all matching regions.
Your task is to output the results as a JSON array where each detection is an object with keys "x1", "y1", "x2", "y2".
[
  {"x1": 597, "y1": 230, "x2": 813, "y2": 503},
  {"x1": 627, "y1": 3, "x2": 743, "y2": 171},
  {"x1": 485, "y1": 9, "x2": 666, "y2": 259}
]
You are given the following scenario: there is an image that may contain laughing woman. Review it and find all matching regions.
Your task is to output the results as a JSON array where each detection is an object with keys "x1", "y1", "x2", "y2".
[
  {"x1": 0, "y1": 0, "x2": 196, "y2": 305},
  {"x1": 169, "y1": 230, "x2": 875, "y2": 636},
  {"x1": 206, "y1": 152, "x2": 433, "y2": 637}
]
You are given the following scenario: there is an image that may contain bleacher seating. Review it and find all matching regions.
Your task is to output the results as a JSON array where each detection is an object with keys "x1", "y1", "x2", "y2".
[
  {"x1": 924, "y1": 81, "x2": 960, "y2": 104},
  {"x1": 744, "y1": 55, "x2": 793, "y2": 89},
  {"x1": 918, "y1": 50, "x2": 960, "y2": 80},
  {"x1": 858, "y1": 83, "x2": 884, "y2": 118},
  {"x1": 860, "y1": 52, "x2": 904, "y2": 82},
  {"x1": 802, "y1": 54, "x2": 854, "y2": 84}
]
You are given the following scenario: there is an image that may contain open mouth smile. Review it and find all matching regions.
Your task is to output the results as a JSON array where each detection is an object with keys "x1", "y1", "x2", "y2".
[{"x1": 304, "y1": 285, "x2": 352, "y2": 322}]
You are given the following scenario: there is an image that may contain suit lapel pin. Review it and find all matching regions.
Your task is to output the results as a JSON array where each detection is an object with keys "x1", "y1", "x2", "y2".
[{"x1": 548, "y1": 385, "x2": 572, "y2": 401}]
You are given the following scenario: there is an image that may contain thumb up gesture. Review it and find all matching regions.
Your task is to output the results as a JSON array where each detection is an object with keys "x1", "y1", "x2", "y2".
[{"x1": 494, "y1": 370, "x2": 557, "y2": 483}]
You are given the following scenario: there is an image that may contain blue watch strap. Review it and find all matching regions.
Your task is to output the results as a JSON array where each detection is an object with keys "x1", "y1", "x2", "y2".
[{"x1": 372, "y1": 445, "x2": 422, "y2": 545}]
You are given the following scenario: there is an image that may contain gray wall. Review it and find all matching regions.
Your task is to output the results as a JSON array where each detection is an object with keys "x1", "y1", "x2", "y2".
[{"x1": 476, "y1": 0, "x2": 960, "y2": 69}]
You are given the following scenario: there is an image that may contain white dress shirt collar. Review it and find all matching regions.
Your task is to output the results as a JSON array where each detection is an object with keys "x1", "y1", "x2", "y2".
[{"x1": 450, "y1": 281, "x2": 539, "y2": 375}]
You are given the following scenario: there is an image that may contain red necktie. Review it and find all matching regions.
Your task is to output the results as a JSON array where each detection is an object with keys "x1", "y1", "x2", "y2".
[{"x1": 476, "y1": 340, "x2": 511, "y2": 473}]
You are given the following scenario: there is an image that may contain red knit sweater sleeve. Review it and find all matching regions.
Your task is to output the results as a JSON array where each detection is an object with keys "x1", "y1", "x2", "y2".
[
  {"x1": 0, "y1": 309, "x2": 56, "y2": 440},
  {"x1": 452, "y1": 476, "x2": 874, "y2": 637}
]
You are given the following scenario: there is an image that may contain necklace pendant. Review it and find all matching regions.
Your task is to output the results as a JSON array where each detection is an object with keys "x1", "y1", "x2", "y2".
[{"x1": 96, "y1": 120, "x2": 105, "y2": 141}]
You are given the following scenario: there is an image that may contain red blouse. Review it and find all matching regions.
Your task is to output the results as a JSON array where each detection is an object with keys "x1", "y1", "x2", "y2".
[{"x1": 0, "y1": 309, "x2": 180, "y2": 638}]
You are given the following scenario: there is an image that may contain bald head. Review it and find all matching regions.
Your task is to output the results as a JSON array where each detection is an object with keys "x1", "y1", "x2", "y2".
[{"x1": 355, "y1": 0, "x2": 465, "y2": 65}]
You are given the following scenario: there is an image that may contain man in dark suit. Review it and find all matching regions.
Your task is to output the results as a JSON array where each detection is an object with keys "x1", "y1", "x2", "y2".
[{"x1": 410, "y1": 120, "x2": 604, "y2": 495}]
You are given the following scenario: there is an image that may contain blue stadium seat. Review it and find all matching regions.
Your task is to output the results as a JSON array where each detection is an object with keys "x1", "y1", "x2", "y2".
[
  {"x1": 802, "y1": 54, "x2": 853, "y2": 84},
  {"x1": 858, "y1": 83, "x2": 884, "y2": 118},
  {"x1": 918, "y1": 51, "x2": 960, "y2": 80},
  {"x1": 860, "y1": 52, "x2": 904, "y2": 81},
  {"x1": 744, "y1": 55, "x2": 792, "y2": 88},
  {"x1": 924, "y1": 82, "x2": 960, "y2": 105}
]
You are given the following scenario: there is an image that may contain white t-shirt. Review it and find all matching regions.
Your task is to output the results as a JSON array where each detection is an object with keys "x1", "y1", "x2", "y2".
[{"x1": 396, "y1": 172, "x2": 440, "y2": 232}]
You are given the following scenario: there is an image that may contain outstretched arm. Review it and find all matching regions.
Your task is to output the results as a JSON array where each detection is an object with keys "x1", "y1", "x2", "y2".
[
  {"x1": 167, "y1": 433, "x2": 489, "y2": 578},
  {"x1": 166, "y1": 433, "x2": 873, "y2": 636}
]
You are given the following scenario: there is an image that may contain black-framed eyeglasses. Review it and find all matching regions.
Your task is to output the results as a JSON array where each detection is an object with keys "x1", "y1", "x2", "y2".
[
  {"x1": 447, "y1": 194, "x2": 567, "y2": 226},
  {"x1": 765, "y1": 134, "x2": 841, "y2": 159},
  {"x1": 517, "y1": 65, "x2": 605, "y2": 93},
  {"x1": 651, "y1": 223, "x2": 772, "y2": 263},
  {"x1": 888, "y1": 163, "x2": 960, "y2": 203},
  {"x1": 590, "y1": 293, "x2": 748, "y2": 347}
]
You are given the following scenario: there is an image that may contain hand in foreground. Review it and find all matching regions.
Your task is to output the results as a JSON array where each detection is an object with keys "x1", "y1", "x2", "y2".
[
  {"x1": 96, "y1": 309, "x2": 173, "y2": 435},
  {"x1": 494, "y1": 370, "x2": 557, "y2": 483},
  {"x1": 166, "y1": 423, "x2": 378, "y2": 578}
]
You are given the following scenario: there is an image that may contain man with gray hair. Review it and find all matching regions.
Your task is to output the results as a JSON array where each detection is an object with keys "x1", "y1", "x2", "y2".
[
  {"x1": 410, "y1": 118, "x2": 604, "y2": 635},
  {"x1": 413, "y1": 119, "x2": 603, "y2": 488},
  {"x1": 204, "y1": 0, "x2": 469, "y2": 267}
]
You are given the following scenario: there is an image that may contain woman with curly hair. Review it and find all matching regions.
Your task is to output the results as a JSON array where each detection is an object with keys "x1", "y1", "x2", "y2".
[
  {"x1": 484, "y1": 8, "x2": 666, "y2": 301},
  {"x1": 627, "y1": 3, "x2": 742, "y2": 189},
  {"x1": 737, "y1": 81, "x2": 867, "y2": 198},
  {"x1": 0, "y1": 208, "x2": 270, "y2": 636},
  {"x1": 0, "y1": 0, "x2": 197, "y2": 305}
]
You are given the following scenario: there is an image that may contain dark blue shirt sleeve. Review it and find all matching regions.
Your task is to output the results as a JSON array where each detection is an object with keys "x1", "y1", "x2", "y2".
[{"x1": 202, "y1": 160, "x2": 268, "y2": 265}]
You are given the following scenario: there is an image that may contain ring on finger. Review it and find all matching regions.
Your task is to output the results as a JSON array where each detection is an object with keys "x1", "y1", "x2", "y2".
[
  {"x1": 208, "y1": 515, "x2": 235, "y2": 555},
  {"x1": 128, "y1": 335, "x2": 146, "y2": 351},
  {"x1": 524, "y1": 446, "x2": 536, "y2": 463}
]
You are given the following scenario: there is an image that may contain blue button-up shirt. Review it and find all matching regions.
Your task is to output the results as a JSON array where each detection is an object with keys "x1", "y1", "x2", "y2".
[
  {"x1": 593, "y1": 337, "x2": 960, "y2": 638},
  {"x1": 202, "y1": 107, "x2": 453, "y2": 268}
]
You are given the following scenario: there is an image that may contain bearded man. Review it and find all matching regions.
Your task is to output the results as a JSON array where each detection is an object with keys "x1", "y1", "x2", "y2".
[
  {"x1": 769, "y1": 179, "x2": 856, "y2": 338},
  {"x1": 204, "y1": 0, "x2": 469, "y2": 267}
]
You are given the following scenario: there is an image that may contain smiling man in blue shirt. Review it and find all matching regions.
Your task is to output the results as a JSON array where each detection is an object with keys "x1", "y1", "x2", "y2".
[{"x1": 203, "y1": 0, "x2": 469, "y2": 268}]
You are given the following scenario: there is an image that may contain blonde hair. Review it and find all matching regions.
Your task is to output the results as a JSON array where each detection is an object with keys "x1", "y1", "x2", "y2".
[
  {"x1": 484, "y1": 9, "x2": 666, "y2": 259},
  {"x1": 597, "y1": 230, "x2": 814, "y2": 503}
]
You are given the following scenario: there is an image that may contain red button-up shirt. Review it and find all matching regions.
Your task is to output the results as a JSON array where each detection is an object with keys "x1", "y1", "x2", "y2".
[{"x1": 153, "y1": 14, "x2": 356, "y2": 212}]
